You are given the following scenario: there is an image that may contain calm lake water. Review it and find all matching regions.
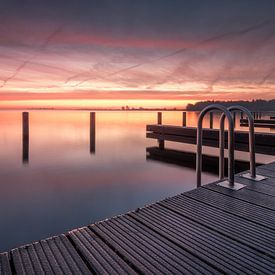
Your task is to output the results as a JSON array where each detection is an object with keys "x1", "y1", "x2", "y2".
[{"x1": 0, "y1": 110, "x2": 274, "y2": 252}]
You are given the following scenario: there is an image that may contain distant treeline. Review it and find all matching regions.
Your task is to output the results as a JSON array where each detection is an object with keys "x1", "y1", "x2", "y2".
[{"x1": 186, "y1": 99, "x2": 275, "y2": 111}]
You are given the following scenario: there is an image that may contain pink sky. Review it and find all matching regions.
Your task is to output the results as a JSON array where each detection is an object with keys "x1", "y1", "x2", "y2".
[{"x1": 0, "y1": 1, "x2": 275, "y2": 108}]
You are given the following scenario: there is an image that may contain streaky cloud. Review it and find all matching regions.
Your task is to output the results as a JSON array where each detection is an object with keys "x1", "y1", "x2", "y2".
[
  {"x1": 0, "y1": 28, "x2": 62, "y2": 88},
  {"x1": 68, "y1": 20, "x2": 272, "y2": 88}
]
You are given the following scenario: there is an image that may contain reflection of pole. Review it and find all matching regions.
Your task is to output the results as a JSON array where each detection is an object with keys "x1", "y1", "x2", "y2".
[
  {"x1": 90, "y1": 112, "x2": 96, "y2": 154},
  {"x1": 22, "y1": 112, "x2": 29, "y2": 164}
]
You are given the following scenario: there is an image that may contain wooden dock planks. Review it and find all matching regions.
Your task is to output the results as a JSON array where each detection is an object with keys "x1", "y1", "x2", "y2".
[
  {"x1": 8, "y1": 235, "x2": 91, "y2": 275},
  {"x1": 185, "y1": 186, "x2": 275, "y2": 230},
  {"x1": 158, "y1": 195, "x2": 275, "y2": 257},
  {"x1": 91, "y1": 216, "x2": 218, "y2": 274},
  {"x1": 1, "y1": 162, "x2": 275, "y2": 274},
  {"x1": 68, "y1": 228, "x2": 137, "y2": 275},
  {"x1": 0, "y1": 253, "x2": 12, "y2": 275},
  {"x1": 129, "y1": 206, "x2": 275, "y2": 274}
]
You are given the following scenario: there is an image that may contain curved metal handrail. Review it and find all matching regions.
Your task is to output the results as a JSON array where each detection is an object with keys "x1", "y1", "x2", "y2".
[
  {"x1": 219, "y1": 106, "x2": 255, "y2": 180},
  {"x1": 219, "y1": 106, "x2": 267, "y2": 181},
  {"x1": 196, "y1": 104, "x2": 235, "y2": 187}
]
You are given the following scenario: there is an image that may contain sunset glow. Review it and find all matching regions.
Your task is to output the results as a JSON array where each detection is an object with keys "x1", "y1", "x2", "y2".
[{"x1": 1, "y1": 0, "x2": 275, "y2": 108}]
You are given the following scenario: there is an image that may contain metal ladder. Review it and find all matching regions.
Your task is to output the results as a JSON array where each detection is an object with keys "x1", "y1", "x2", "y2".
[{"x1": 196, "y1": 104, "x2": 266, "y2": 190}]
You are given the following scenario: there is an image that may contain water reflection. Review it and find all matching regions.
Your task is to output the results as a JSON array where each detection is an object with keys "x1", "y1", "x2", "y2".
[{"x1": 0, "y1": 110, "x2": 274, "y2": 252}]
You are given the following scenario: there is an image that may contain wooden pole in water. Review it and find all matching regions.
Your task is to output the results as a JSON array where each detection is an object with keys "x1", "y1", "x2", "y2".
[
  {"x1": 157, "y1": 112, "x2": 162, "y2": 124},
  {"x1": 90, "y1": 112, "x2": 96, "y2": 154},
  {"x1": 22, "y1": 112, "x2": 29, "y2": 164},
  {"x1": 157, "y1": 112, "x2": 164, "y2": 150},
  {"x1": 182, "y1": 112, "x2": 187, "y2": 127},
  {"x1": 209, "y1": 112, "x2": 213, "y2": 129}
]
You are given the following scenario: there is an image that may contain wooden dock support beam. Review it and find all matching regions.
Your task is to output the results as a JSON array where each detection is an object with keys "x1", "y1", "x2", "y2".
[
  {"x1": 90, "y1": 112, "x2": 96, "y2": 154},
  {"x1": 157, "y1": 112, "x2": 164, "y2": 150},
  {"x1": 22, "y1": 112, "x2": 29, "y2": 164},
  {"x1": 182, "y1": 112, "x2": 187, "y2": 127}
]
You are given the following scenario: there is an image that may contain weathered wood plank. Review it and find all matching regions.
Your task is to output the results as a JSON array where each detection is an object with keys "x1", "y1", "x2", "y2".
[
  {"x1": 258, "y1": 162, "x2": 275, "y2": 171},
  {"x1": 147, "y1": 124, "x2": 275, "y2": 144},
  {"x1": 255, "y1": 163, "x2": 275, "y2": 178},
  {"x1": 0, "y1": 253, "x2": 12, "y2": 275},
  {"x1": 11, "y1": 235, "x2": 91, "y2": 275},
  {"x1": 91, "y1": 222, "x2": 166, "y2": 274},
  {"x1": 158, "y1": 195, "x2": 275, "y2": 258},
  {"x1": 69, "y1": 227, "x2": 136, "y2": 275},
  {"x1": 241, "y1": 123, "x2": 275, "y2": 128},
  {"x1": 146, "y1": 125, "x2": 275, "y2": 155},
  {"x1": 114, "y1": 215, "x2": 218, "y2": 274},
  {"x1": 129, "y1": 205, "x2": 275, "y2": 274},
  {"x1": 184, "y1": 187, "x2": 275, "y2": 230},
  {"x1": 204, "y1": 183, "x2": 275, "y2": 210},
  {"x1": 234, "y1": 173, "x2": 275, "y2": 195},
  {"x1": 257, "y1": 168, "x2": 275, "y2": 178},
  {"x1": 241, "y1": 119, "x2": 275, "y2": 124},
  {"x1": 92, "y1": 216, "x2": 219, "y2": 274}
]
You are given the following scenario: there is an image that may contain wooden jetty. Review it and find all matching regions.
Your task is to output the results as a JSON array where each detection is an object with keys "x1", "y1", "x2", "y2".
[
  {"x1": 240, "y1": 118, "x2": 275, "y2": 128},
  {"x1": 147, "y1": 124, "x2": 275, "y2": 155},
  {"x1": 1, "y1": 161, "x2": 275, "y2": 274},
  {"x1": 146, "y1": 146, "x2": 261, "y2": 175}
]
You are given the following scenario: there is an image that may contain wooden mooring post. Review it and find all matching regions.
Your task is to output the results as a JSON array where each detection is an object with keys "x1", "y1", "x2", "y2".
[
  {"x1": 22, "y1": 112, "x2": 29, "y2": 164},
  {"x1": 182, "y1": 112, "x2": 187, "y2": 127},
  {"x1": 90, "y1": 112, "x2": 96, "y2": 154},
  {"x1": 157, "y1": 112, "x2": 164, "y2": 150}
]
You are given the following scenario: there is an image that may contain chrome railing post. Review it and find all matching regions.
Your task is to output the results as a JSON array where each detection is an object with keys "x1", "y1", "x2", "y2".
[
  {"x1": 219, "y1": 113, "x2": 235, "y2": 187},
  {"x1": 196, "y1": 104, "x2": 239, "y2": 188},
  {"x1": 196, "y1": 114, "x2": 204, "y2": 186},
  {"x1": 219, "y1": 116, "x2": 225, "y2": 180},
  {"x1": 219, "y1": 106, "x2": 266, "y2": 182}
]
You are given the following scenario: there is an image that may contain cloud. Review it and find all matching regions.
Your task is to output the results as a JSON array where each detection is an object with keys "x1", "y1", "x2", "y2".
[
  {"x1": 0, "y1": 28, "x2": 62, "y2": 88},
  {"x1": 1, "y1": 1, "x2": 275, "y2": 104},
  {"x1": 66, "y1": 20, "x2": 272, "y2": 88}
]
